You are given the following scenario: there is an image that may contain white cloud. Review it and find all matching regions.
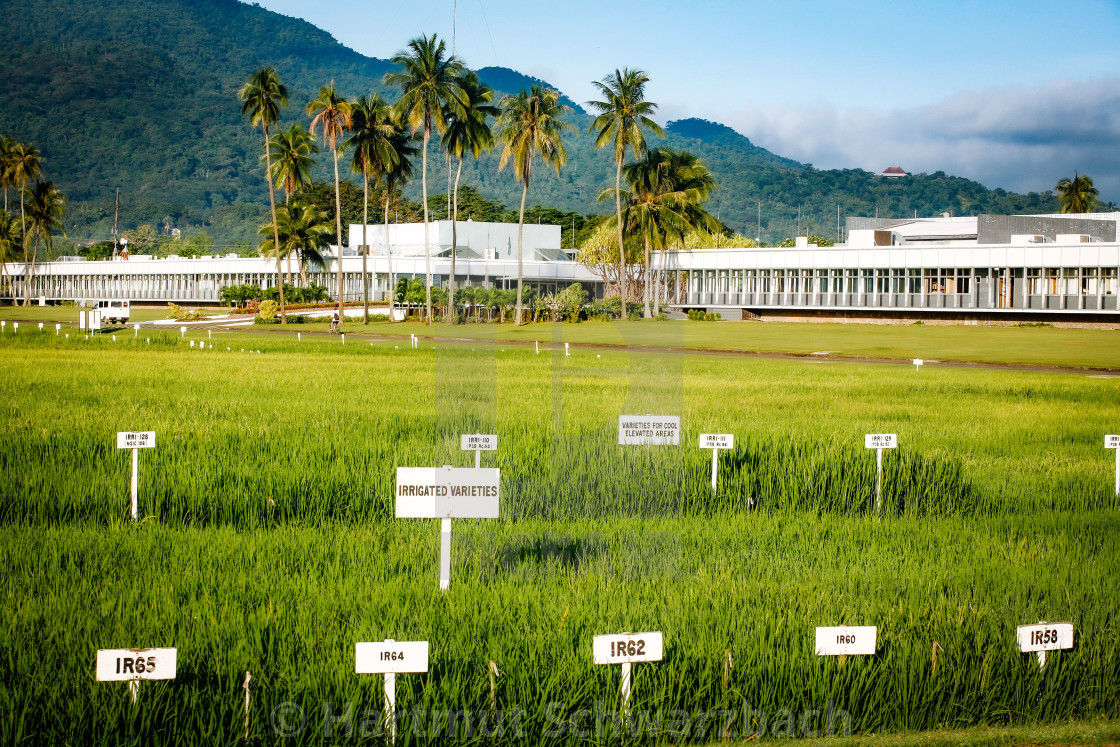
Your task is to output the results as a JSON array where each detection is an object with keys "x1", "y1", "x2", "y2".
[{"x1": 721, "y1": 77, "x2": 1120, "y2": 202}]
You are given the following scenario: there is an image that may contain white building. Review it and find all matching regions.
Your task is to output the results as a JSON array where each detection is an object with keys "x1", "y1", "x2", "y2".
[{"x1": 345, "y1": 220, "x2": 566, "y2": 261}]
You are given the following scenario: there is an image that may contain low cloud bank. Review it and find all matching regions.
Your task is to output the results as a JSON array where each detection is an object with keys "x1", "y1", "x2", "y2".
[{"x1": 723, "y1": 77, "x2": 1120, "y2": 202}]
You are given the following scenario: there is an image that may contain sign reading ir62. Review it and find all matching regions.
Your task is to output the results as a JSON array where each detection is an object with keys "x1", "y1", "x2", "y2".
[{"x1": 592, "y1": 632, "x2": 664, "y2": 664}]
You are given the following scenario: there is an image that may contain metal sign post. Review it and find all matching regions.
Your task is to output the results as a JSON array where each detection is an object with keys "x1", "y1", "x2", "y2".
[
  {"x1": 461, "y1": 434, "x2": 497, "y2": 469},
  {"x1": 1106, "y1": 435, "x2": 1119, "y2": 509},
  {"x1": 117, "y1": 431, "x2": 156, "y2": 521},
  {"x1": 698, "y1": 434, "x2": 734, "y2": 492},
  {"x1": 593, "y1": 632, "x2": 664, "y2": 720},
  {"x1": 396, "y1": 466, "x2": 500, "y2": 591},
  {"x1": 356, "y1": 639, "x2": 429, "y2": 744},
  {"x1": 864, "y1": 434, "x2": 897, "y2": 515}
]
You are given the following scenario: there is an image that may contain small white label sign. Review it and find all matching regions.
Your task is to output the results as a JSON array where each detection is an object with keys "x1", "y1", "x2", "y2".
[
  {"x1": 913, "y1": 358, "x2": 923, "y2": 366},
  {"x1": 395, "y1": 466, "x2": 500, "y2": 519},
  {"x1": 699, "y1": 433, "x2": 734, "y2": 450},
  {"x1": 1106, "y1": 435, "x2": 1120, "y2": 449},
  {"x1": 116, "y1": 431, "x2": 156, "y2": 449},
  {"x1": 96, "y1": 648, "x2": 177, "y2": 681},
  {"x1": 864, "y1": 434, "x2": 897, "y2": 449},
  {"x1": 356, "y1": 641, "x2": 429, "y2": 674},
  {"x1": 461, "y1": 434, "x2": 497, "y2": 451},
  {"x1": 1017, "y1": 623, "x2": 1074, "y2": 652},
  {"x1": 815, "y1": 626, "x2": 877, "y2": 656},
  {"x1": 592, "y1": 632, "x2": 664, "y2": 664},
  {"x1": 619, "y1": 416, "x2": 680, "y2": 446}
]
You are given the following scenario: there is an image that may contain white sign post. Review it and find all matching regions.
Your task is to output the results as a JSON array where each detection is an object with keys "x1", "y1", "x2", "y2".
[
  {"x1": 117, "y1": 431, "x2": 156, "y2": 521},
  {"x1": 1107, "y1": 435, "x2": 1119, "y2": 510},
  {"x1": 460, "y1": 434, "x2": 497, "y2": 469},
  {"x1": 699, "y1": 434, "x2": 734, "y2": 492},
  {"x1": 593, "y1": 632, "x2": 664, "y2": 719},
  {"x1": 96, "y1": 648, "x2": 177, "y2": 705},
  {"x1": 913, "y1": 358, "x2": 923, "y2": 372},
  {"x1": 815, "y1": 626, "x2": 878, "y2": 657},
  {"x1": 864, "y1": 434, "x2": 897, "y2": 514},
  {"x1": 619, "y1": 416, "x2": 681, "y2": 446},
  {"x1": 1017, "y1": 622, "x2": 1074, "y2": 669},
  {"x1": 356, "y1": 639, "x2": 429, "y2": 744},
  {"x1": 396, "y1": 466, "x2": 500, "y2": 590}
]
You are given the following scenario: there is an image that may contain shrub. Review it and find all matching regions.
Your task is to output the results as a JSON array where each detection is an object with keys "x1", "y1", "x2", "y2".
[{"x1": 257, "y1": 300, "x2": 278, "y2": 322}]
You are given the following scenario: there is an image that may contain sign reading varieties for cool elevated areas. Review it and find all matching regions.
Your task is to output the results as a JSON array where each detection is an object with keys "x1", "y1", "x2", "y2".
[
  {"x1": 619, "y1": 416, "x2": 680, "y2": 446},
  {"x1": 116, "y1": 431, "x2": 156, "y2": 449},
  {"x1": 593, "y1": 632, "x2": 664, "y2": 664},
  {"x1": 355, "y1": 641, "x2": 430, "y2": 674},
  {"x1": 395, "y1": 466, "x2": 500, "y2": 519},
  {"x1": 96, "y1": 648, "x2": 177, "y2": 681}
]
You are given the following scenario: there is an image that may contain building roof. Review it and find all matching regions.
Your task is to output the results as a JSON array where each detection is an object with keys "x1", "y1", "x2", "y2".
[{"x1": 881, "y1": 166, "x2": 907, "y2": 177}]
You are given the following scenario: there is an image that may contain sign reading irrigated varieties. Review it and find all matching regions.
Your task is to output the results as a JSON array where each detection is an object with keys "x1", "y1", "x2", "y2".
[
  {"x1": 1016, "y1": 622, "x2": 1074, "y2": 653},
  {"x1": 460, "y1": 434, "x2": 497, "y2": 451},
  {"x1": 864, "y1": 434, "x2": 897, "y2": 450},
  {"x1": 593, "y1": 632, "x2": 664, "y2": 664},
  {"x1": 395, "y1": 466, "x2": 500, "y2": 519},
  {"x1": 619, "y1": 416, "x2": 680, "y2": 446},
  {"x1": 698, "y1": 433, "x2": 734, "y2": 450},
  {"x1": 356, "y1": 640, "x2": 430, "y2": 674},
  {"x1": 96, "y1": 648, "x2": 178, "y2": 681},
  {"x1": 814, "y1": 626, "x2": 877, "y2": 656},
  {"x1": 117, "y1": 431, "x2": 156, "y2": 449}
]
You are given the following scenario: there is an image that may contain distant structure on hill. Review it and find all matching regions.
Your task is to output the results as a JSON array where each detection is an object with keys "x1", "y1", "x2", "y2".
[{"x1": 881, "y1": 166, "x2": 908, "y2": 178}]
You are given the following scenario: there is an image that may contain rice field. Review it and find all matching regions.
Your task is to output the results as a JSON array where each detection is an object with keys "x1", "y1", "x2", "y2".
[{"x1": 1, "y1": 327, "x2": 1118, "y2": 745}]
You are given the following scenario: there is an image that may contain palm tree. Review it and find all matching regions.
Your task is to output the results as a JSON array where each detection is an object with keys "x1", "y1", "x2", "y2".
[
  {"x1": 23, "y1": 181, "x2": 65, "y2": 306},
  {"x1": 495, "y1": 86, "x2": 574, "y2": 325},
  {"x1": 0, "y1": 136, "x2": 15, "y2": 212},
  {"x1": 307, "y1": 83, "x2": 353, "y2": 322},
  {"x1": 379, "y1": 128, "x2": 418, "y2": 322},
  {"x1": 1055, "y1": 172, "x2": 1100, "y2": 214},
  {"x1": 267, "y1": 124, "x2": 318, "y2": 285},
  {"x1": 384, "y1": 33, "x2": 466, "y2": 325},
  {"x1": 441, "y1": 71, "x2": 497, "y2": 324},
  {"x1": 260, "y1": 201, "x2": 332, "y2": 288},
  {"x1": 0, "y1": 209, "x2": 18, "y2": 297},
  {"x1": 615, "y1": 148, "x2": 717, "y2": 316},
  {"x1": 347, "y1": 93, "x2": 398, "y2": 323},
  {"x1": 587, "y1": 69, "x2": 664, "y2": 317},
  {"x1": 5, "y1": 141, "x2": 42, "y2": 305},
  {"x1": 239, "y1": 68, "x2": 290, "y2": 322}
]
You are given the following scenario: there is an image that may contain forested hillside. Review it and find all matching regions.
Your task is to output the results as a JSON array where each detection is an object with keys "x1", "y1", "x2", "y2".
[{"x1": 0, "y1": 0, "x2": 1059, "y2": 247}]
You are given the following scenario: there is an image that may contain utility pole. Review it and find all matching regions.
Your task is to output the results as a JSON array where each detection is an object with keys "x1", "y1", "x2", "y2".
[{"x1": 113, "y1": 189, "x2": 120, "y2": 258}]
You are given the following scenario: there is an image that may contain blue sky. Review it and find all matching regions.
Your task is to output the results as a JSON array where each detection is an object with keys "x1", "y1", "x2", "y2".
[{"x1": 250, "y1": 0, "x2": 1120, "y2": 200}]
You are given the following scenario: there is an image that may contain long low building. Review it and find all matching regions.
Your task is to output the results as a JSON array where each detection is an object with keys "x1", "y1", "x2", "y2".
[{"x1": 3, "y1": 215, "x2": 1119, "y2": 321}]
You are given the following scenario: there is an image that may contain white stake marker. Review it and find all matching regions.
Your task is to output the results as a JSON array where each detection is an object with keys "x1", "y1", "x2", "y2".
[
  {"x1": 38, "y1": 322, "x2": 43, "y2": 331},
  {"x1": 117, "y1": 431, "x2": 156, "y2": 521},
  {"x1": 1107, "y1": 435, "x2": 1120, "y2": 510},
  {"x1": 565, "y1": 342, "x2": 570, "y2": 357},
  {"x1": 56, "y1": 324, "x2": 61, "y2": 335},
  {"x1": 180, "y1": 326, "x2": 186, "y2": 338},
  {"x1": 815, "y1": 626, "x2": 877, "y2": 656},
  {"x1": 356, "y1": 639, "x2": 429, "y2": 744},
  {"x1": 396, "y1": 466, "x2": 500, "y2": 590},
  {"x1": 593, "y1": 632, "x2": 664, "y2": 718},
  {"x1": 96, "y1": 648, "x2": 177, "y2": 705},
  {"x1": 913, "y1": 358, "x2": 923, "y2": 372},
  {"x1": 134, "y1": 323, "x2": 139, "y2": 337},
  {"x1": 699, "y1": 434, "x2": 734, "y2": 492},
  {"x1": 1017, "y1": 622, "x2": 1074, "y2": 669},
  {"x1": 341, "y1": 334, "x2": 345, "y2": 345},
  {"x1": 243, "y1": 671, "x2": 252, "y2": 740},
  {"x1": 535, "y1": 340, "x2": 539, "y2": 354},
  {"x1": 297, "y1": 332, "x2": 301, "y2": 342},
  {"x1": 619, "y1": 415, "x2": 681, "y2": 446},
  {"x1": 864, "y1": 434, "x2": 897, "y2": 514},
  {"x1": 461, "y1": 433, "x2": 497, "y2": 469}
]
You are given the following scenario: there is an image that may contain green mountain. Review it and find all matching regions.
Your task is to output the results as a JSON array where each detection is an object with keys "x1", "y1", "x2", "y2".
[{"x1": 0, "y1": 0, "x2": 1059, "y2": 247}]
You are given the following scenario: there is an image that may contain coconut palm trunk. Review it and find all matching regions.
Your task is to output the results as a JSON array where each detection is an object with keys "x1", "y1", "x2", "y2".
[
  {"x1": 449, "y1": 156, "x2": 463, "y2": 323},
  {"x1": 331, "y1": 147, "x2": 344, "y2": 320},
  {"x1": 362, "y1": 171, "x2": 369, "y2": 323},
  {"x1": 643, "y1": 235, "x2": 652, "y2": 318},
  {"x1": 614, "y1": 156, "x2": 626, "y2": 317},
  {"x1": 261, "y1": 124, "x2": 286, "y2": 322},
  {"x1": 421, "y1": 125, "x2": 432, "y2": 324},
  {"x1": 515, "y1": 163, "x2": 530, "y2": 325},
  {"x1": 19, "y1": 189, "x2": 28, "y2": 306}
]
